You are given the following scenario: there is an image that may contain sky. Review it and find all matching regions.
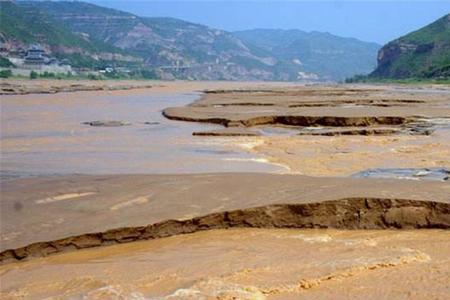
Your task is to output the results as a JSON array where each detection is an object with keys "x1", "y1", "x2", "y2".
[{"x1": 88, "y1": 1, "x2": 450, "y2": 44}]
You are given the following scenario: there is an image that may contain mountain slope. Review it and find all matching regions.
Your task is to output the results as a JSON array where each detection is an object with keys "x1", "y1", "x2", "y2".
[
  {"x1": 371, "y1": 14, "x2": 450, "y2": 79},
  {"x1": 234, "y1": 29, "x2": 380, "y2": 80},
  {"x1": 19, "y1": 1, "x2": 277, "y2": 80},
  {"x1": 2, "y1": 0, "x2": 381, "y2": 81},
  {"x1": 0, "y1": 1, "x2": 93, "y2": 49},
  {"x1": 0, "y1": 1, "x2": 141, "y2": 68}
]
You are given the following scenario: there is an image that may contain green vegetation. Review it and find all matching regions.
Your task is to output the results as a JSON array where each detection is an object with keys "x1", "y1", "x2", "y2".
[
  {"x1": 345, "y1": 74, "x2": 450, "y2": 85},
  {"x1": 230, "y1": 56, "x2": 272, "y2": 71},
  {"x1": 6, "y1": 0, "x2": 432, "y2": 81},
  {"x1": 87, "y1": 74, "x2": 101, "y2": 80},
  {"x1": 0, "y1": 57, "x2": 15, "y2": 68},
  {"x1": 371, "y1": 14, "x2": 450, "y2": 79},
  {"x1": 0, "y1": 1, "x2": 134, "y2": 68},
  {"x1": 29, "y1": 71, "x2": 38, "y2": 79},
  {"x1": 0, "y1": 2, "x2": 90, "y2": 48},
  {"x1": 3, "y1": 1, "x2": 381, "y2": 80},
  {"x1": 0, "y1": 69, "x2": 13, "y2": 78},
  {"x1": 139, "y1": 69, "x2": 157, "y2": 79},
  {"x1": 23, "y1": 0, "x2": 140, "y2": 45},
  {"x1": 21, "y1": 69, "x2": 157, "y2": 81}
]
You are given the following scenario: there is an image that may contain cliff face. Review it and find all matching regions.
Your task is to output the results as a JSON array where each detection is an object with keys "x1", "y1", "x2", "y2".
[{"x1": 371, "y1": 14, "x2": 450, "y2": 79}]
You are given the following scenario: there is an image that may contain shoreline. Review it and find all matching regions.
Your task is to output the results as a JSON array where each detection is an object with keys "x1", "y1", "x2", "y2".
[
  {"x1": 1, "y1": 80, "x2": 300, "y2": 178},
  {"x1": 1, "y1": 82, "x2": 289, "y2": 177},
  {"x1": 0, "y1": 79, "x2": 157, "y2": 95},
  {"x1": 0, "y1": 79, "x2": 300, "y2": 96},
  {"x1": 161, "y1": 84, "x2": 450, "y2": 176}
]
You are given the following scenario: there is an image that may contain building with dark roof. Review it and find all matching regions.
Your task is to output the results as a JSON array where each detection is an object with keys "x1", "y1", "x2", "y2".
[{"x1": 24, "y1": 44, "x2": 47, "y2": 65}]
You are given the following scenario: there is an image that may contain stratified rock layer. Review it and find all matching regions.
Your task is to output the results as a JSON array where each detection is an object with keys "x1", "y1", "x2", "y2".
[
  {"x1": 163, "y1": 86, "x2": 450, "y2": 136},
  {"x1": 1, "y1": 197, "x2": 449, "y2": 264},
  {"x1": 1, "y1": 173, "x2": 449, "y2": 263}
]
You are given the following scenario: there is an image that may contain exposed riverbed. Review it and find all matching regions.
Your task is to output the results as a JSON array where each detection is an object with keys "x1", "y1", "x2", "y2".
[{"x1": 2, "y1": 83, "x2": 449, "y2": 180}]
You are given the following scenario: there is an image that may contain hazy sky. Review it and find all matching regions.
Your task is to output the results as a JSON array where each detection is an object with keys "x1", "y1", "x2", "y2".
[{"x1": 88, "y1": 1, "x2": 450, "y2": 44}]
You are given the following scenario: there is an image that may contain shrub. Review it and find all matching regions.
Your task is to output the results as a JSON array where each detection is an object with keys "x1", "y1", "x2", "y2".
[
  {"x1": 41, "y1": 71, "x2": 56, "y2": 78},
  {"x1": 141, "y1": 69, "x2": 157, "y2": 79},
  {"x1": 88, "y1": 74, "x2": 100, "y2": 80},
  {"x1": 30, "y1": 71, "x2": 38, "y2": 79},
  {"x1": 0, "y1": 57, "x2": 14, "y2": 68},
  {"x1": 0, "y1": 69, "x2": 13, "y2": 78}
]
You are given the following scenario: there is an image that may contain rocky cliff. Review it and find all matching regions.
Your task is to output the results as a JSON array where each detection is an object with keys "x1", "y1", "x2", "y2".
[{"x1": 371, "y1": 14, "x2": 450, "y2": 79}]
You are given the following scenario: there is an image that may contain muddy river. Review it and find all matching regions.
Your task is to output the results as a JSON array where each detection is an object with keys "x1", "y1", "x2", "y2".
[
  {"x1": 0, "y1": 90, "x2": 283, "y2": 180},
  {"x1": 1, "y1": 83, "x2": 449, "y2": 300},
  {"x1": 1, "y1": 228, "x2": 449, "y2": 299}
]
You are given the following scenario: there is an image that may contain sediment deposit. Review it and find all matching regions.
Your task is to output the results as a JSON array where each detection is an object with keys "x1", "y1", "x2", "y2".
[
  {"x1": 0, "y1": 80, "x2": 156, "y2": 95},
  {"x1": 163, "y1": 85, "x2": 450, "y2": 136},
  {"x1": 1, "y1": 197, "x2": 449, "y2": 264},
  {"x1": 1, "y1": 173, "x2": 449, "y2": 263},
  {"x1": 162, "y1": 84, "x2": 450, "y2": 175}
]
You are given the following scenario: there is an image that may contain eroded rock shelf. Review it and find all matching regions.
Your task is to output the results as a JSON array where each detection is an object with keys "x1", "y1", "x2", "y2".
[
  {"x1": 163, "y1": 86, "x2": 450, "y2": 136},
  {"x1": 1, "y1": 197, "x2": 449, "y2": 264}
]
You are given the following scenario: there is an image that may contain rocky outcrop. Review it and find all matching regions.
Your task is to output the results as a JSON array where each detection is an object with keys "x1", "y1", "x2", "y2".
[
  {"x1": 163, "y1": 110, "x2": 410, "y2": 128},
  {"x1": 163, "y1": 86, "x2": 450, "y2": 136},
  {"x1": 193, "y1": 128, "x2": 261, "y2": 136},
  {"x1": 82, "y1": 120, "x2": 131, "y2": 127},
  {"x1": 1, "y1": 197, "x2": 449, "y2": 264},
  {"x1": 371, "y1": 14, "x2": 450, "y2": 79},
  {"x1": 297, "y1": 127, "x2": 401, "y2": 136}
]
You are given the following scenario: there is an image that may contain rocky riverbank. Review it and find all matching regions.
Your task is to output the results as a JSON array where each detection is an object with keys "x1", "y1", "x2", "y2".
[
  {"x1": 163, "y1": 85, "x2": 450, "y2": 136},
  {"x1": 162, "y1": 84, "x2": 450, "y2": 175}
]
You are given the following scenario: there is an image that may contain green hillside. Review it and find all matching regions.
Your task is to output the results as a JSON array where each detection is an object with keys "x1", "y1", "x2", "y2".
[
  {"x1": 17, "y1": 1, "x2": 277, "y2": 80},
  {"x1": 1, "y1": 0, "x2": 382, "y2": 81},
  {"x1": 0, "y1": 1, "x2": 137, "y2": 68},
  {"x1": 371, "y1": 14, "x2": 450, "y2": 79},
  {"x1": 0, "y1": 1, "x2": 114, "y2": 52}
]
